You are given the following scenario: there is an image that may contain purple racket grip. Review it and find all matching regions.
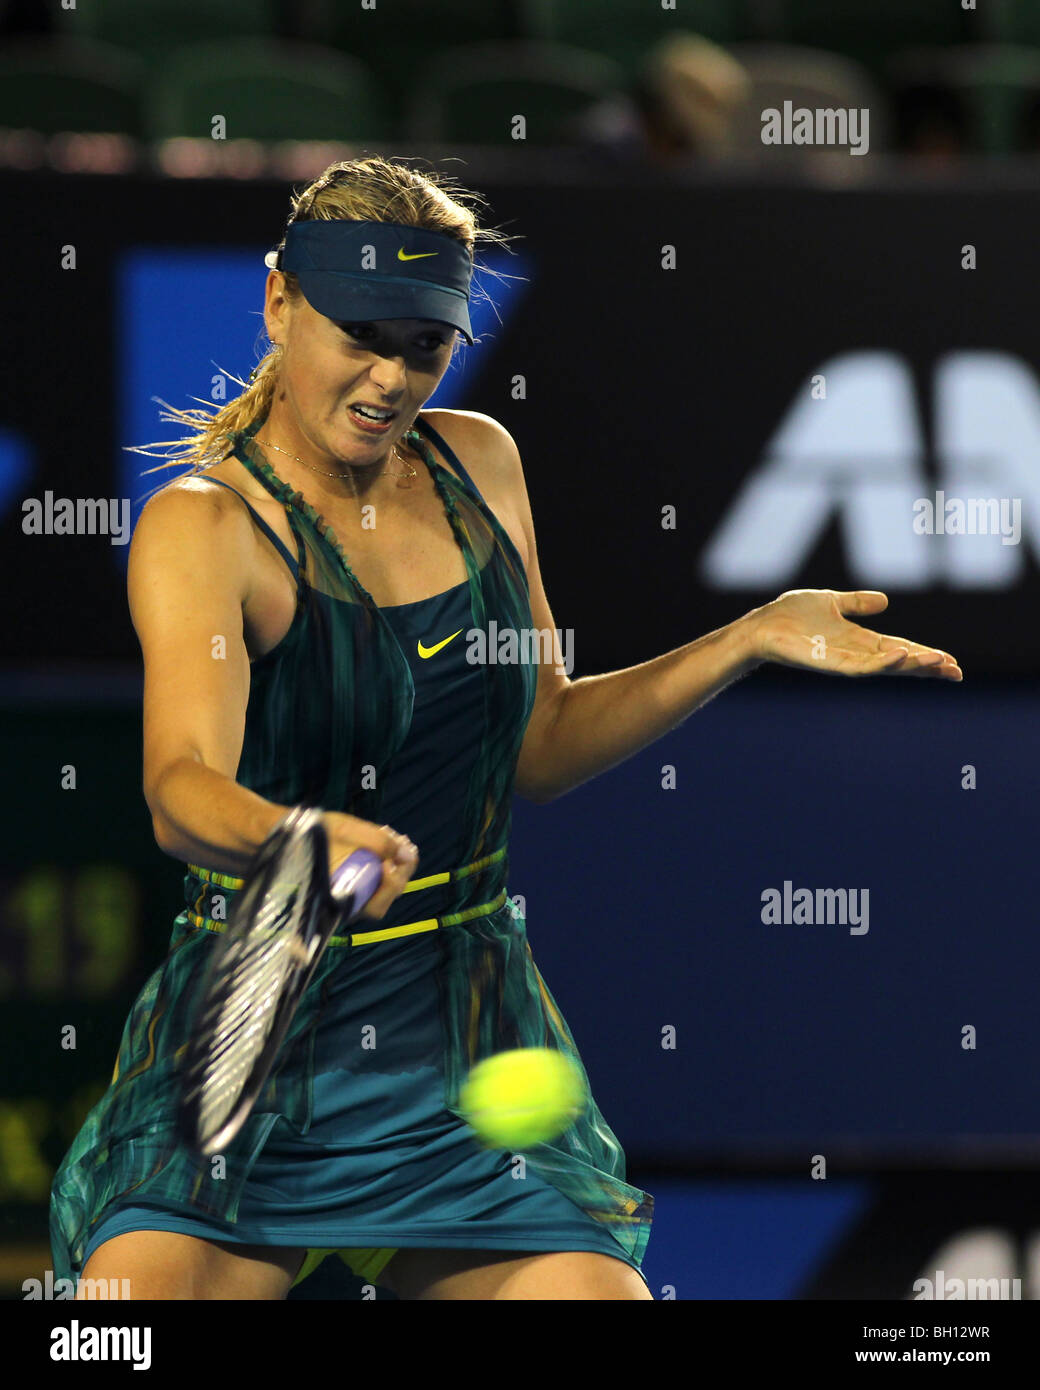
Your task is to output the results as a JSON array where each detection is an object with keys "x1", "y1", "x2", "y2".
[{"x1": 329, "y1": 848, "x2": 383, "y2": 921}]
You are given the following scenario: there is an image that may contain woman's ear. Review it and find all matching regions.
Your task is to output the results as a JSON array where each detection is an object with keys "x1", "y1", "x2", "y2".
[{"x1": 263, "y1": 270, "x2": 292, "y2": 343}]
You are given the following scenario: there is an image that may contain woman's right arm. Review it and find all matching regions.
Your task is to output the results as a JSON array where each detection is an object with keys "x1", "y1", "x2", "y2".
[{"x1": 128, "y1": 479, "x2": 417, "y2": 919}]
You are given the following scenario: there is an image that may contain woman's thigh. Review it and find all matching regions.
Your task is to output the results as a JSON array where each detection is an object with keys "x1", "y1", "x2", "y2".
[
  {"x1": 382, "y1": 1247, "x2": 653, "y2": 1301},
  {"x1": 77, "y1": 1229, "x2": 307, "y2": 1300}
]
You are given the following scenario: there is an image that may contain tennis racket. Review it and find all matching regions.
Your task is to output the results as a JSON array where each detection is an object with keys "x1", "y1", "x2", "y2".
[{"x1": 177, "y1": 805, "x2": 383, "y2": 1156}]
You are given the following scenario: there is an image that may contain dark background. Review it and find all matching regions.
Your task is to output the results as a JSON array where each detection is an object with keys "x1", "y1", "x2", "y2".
[
  {"x1": 4, "y1": 169, "x2": 1040, "y2": 674},
  {"x1": 3, "y1": 0, "x2": 1040, "y2": 1303}
]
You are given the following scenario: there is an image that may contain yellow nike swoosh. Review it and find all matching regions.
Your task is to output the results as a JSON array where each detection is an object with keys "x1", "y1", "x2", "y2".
[
  {"x1": 398, "y1": 249, "x2": 438, "y2": 261},
  {"x1": 417, "y1": 628, "x2": 463, "y2": 659}
]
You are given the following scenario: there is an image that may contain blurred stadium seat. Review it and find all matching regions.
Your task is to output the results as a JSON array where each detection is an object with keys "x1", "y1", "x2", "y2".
[
  {"x1": 982, "y1": 0, "x2": 1040, "y2": 46},
  {"x1": 770, "y1": 0, "x2": 974, "y2": 78},
  {"x1": 321, "y1": 0, "x2": 518, "y2": 49},
  {"x1": 312, "y1": 0, "x2": 520, "y2": 117},
  {"x1": 146, "y1": 39, "x2": 393, "y2": 143},
  {"x1": 57, "y1": 0, "x2": 279, "y2": 64},
  {"x1": 521, "y1": 0, "x2": 740, "y2": 69},
  {"x1": 0, "y1": 38, "x2": 145, "y2": 136},
  {"x1": 888, "y1": 44, "x2": 1040, "y2": 155},
  {"x1": 727, "y1": 43, "x2": 891, "y2": 156},
  {"x1": 405, "y1": 40, "x2": 626, "y2": 144}
]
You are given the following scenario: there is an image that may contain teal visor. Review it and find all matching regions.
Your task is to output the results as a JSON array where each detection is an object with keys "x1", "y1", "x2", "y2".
[{"x1": 268, "y1": 218, "x2": 475, "y2": 344}]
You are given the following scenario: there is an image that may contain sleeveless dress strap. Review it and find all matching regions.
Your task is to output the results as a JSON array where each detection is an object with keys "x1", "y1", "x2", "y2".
[
  {"x1": 411, "y1": 415, "x2": 486, "y2": 506},
  {"x1": 202, "y1": 476, "x2": 301, "y2": 584}
]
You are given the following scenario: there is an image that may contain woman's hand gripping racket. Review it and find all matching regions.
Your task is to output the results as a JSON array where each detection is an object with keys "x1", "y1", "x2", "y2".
[{"x1": 177, "y1": 805, "x2": 386, "y2": 1157}]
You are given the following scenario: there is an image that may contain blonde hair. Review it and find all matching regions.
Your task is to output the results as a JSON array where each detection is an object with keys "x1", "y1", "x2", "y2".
[{"x1": 134, "y1": 155, "x2": 515, "y2": 485}]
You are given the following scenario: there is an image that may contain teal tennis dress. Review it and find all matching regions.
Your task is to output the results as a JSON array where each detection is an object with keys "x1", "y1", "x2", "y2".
[{"x1": 49, "y1": 413, "x2": 654, "y2": 1297}]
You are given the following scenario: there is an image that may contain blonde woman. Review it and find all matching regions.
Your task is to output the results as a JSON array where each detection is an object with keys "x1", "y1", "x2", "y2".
[{"x1": 50, "y1": 156, "x2": 960, "y2": 1302}]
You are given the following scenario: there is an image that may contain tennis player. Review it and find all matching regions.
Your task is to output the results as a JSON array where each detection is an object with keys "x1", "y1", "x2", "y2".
[{"x1": 49, "y1": 155, "x2": 960, "y2": 1302}]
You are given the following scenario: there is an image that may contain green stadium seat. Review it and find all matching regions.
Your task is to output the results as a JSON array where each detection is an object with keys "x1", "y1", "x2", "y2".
[
  {"x1": 323, "y1": 0, "x2": 517, "y2": 48},
  {"x1": 521, "y1": 0, "x2": 739, "y2": 71},
  {"x1": 146, "y1": 39, "x2": 393, "y2": 142},
  {"x1": 0, "y1": 38, "x2": 145, "y2": 136},
  {"x1": 405, "y1": 40, "x2": 627, "y2": 144},
  {"x1": 982, "y1": 0, "x2": 1040, "y2": 46},
  {"x1": 888, "y1": 44, "x2": 1040, "y2": 155},
  {"x1": 58, "y1": 0, "x2": 278, "y2": 65},
  {"x1": 315, "y1": 0, "x2": 520, "y2": 117},
  {"x1": 774, "y1": 0, "x2": 973, "y2": 80}
]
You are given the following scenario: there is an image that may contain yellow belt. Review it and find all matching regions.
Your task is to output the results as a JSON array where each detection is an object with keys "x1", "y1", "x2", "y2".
[{"x1": 184, "y1": 845, "x2": 509, "y2": 947}]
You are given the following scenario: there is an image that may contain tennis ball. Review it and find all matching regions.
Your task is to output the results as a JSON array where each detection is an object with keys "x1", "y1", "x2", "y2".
[{"x1": 457, "y1": 1047, "x2": 586, "y2": 1149}]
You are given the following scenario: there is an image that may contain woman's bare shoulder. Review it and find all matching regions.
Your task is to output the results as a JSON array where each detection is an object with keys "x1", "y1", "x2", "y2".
[
  {"x1": 417, "y1": 409, "x2": 529, "y2": 568},
  {"x1": 416, "y1": 409, "x2": 518, "y2": 496},
  {"x1": 131, "y1": 465, "x2": 263, "y2": 562}
]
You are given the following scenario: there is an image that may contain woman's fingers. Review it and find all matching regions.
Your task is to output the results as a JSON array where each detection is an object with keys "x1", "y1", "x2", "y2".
[
  {"x1": 321, "y1": 814, "x2": 418, "y2": 920},
  {"x1": 833, "y1": 589, "x2": 890, "y2": 616},
  {"x1": 850, "y1": 639, "x2": 961, "y2": 678},
  {"x1": 868, "y1": 632, "x2": 962, "y2": 678},
  {"x1": 364, "y1": 827, "x2": 418, "y2": 919}
]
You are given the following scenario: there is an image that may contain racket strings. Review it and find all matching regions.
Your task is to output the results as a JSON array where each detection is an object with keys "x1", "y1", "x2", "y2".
[
  {"x1": 193, "y1": 850, "x2": 317, "y2": 1140},
  {"x1": 205, "y1": 913, "x2": 301, "y2": 1047}
]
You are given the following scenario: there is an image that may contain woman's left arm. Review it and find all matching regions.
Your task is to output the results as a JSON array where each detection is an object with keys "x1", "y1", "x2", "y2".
[{"x1": 491, "y1": 423, "x2": 962, "y2": 805}]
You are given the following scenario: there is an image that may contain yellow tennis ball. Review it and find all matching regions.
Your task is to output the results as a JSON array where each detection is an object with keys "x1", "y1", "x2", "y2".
[{"x1": 458, "y1": 1047, "x2": 586, "y2": 1149}]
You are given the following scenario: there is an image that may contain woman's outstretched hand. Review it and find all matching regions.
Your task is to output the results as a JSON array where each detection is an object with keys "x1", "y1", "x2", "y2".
[{"x1": 748, "y1": 589, "x2": 963, "y2": 680}]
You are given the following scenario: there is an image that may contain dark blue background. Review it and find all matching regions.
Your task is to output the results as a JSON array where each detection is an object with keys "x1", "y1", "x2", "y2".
[
  {"x1": 2, "y1": 173, "x2": 1037, "y2": 1184},
  {"x1": 510, "y1": 677, "x2": 1039, "y2": 1164}
]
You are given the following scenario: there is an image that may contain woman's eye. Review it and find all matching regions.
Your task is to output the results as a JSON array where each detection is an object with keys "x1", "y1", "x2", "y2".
[{"x1": 338, "y1": 324, "x2": 448, "y2": 353}]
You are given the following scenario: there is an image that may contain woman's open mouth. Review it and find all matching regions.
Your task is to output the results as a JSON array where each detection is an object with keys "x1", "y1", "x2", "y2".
[{"x1": 348, "y1": 403, "x2": 396, "y2": 434}]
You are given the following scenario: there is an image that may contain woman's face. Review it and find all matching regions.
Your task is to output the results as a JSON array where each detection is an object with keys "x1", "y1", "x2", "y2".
[{"x1": 263, "y1": 271, "x2": 456, "y2": 466}]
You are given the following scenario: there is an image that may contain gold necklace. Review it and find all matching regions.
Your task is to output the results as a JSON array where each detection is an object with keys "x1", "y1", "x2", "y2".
[{"x1": 256, "y1": 436, "x2": 418, "y2": 482}]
